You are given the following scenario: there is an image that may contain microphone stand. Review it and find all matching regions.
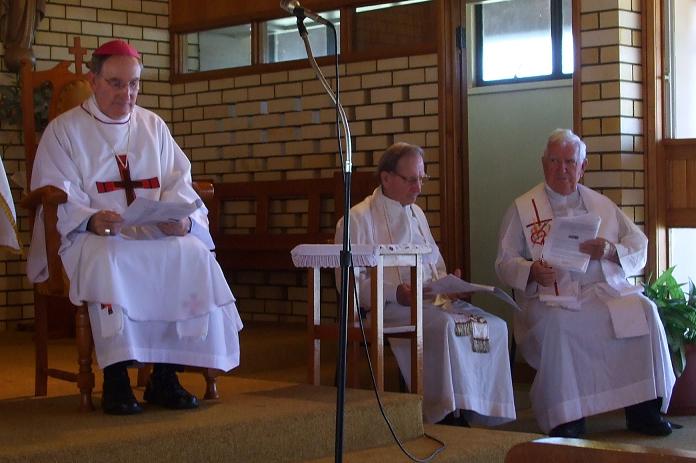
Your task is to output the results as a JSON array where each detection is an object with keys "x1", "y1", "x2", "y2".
[{"x1": 294, "y1": 17, "x2": 352, "y2": 463}]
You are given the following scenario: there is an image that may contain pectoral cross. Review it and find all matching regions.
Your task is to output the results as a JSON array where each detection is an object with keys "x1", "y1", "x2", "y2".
[{"x1": 96, "y1": 154, "x2": 160, "y2": 205}]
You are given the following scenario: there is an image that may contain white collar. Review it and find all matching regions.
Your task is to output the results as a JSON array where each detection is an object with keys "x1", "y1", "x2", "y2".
[{"x1": 86, "y1": 95, "x2": 132, "y2": 124}]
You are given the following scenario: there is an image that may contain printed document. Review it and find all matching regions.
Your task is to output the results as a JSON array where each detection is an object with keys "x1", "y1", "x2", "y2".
[
  {"x1": 121, "y1": 197, "x2": 203, "y2": 227},
  {"x1": 425, "y1": 274, "x2": 520, "y2": 311},
  {"x1": 542, "y1": 213, "x2": 601, "y2": 273}
]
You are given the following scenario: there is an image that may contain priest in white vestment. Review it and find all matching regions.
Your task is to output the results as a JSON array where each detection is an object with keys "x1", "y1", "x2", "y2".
[
  {"x1": 26, "y1": 40, "x2": 243, "y2": 415},
  {"x1": 336, "y1": 142, "x2": 516, "y2": 426},
  {"x1": 496, "y1": 128, "x2": 675, "y2": 437}
]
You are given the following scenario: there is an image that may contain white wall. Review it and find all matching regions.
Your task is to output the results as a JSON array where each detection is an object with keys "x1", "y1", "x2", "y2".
[{"x1": 467, "y1": 81, "x2": 573, "y2": 321}]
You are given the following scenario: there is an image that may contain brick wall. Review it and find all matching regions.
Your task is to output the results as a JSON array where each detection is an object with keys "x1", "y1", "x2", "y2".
[
  {"x1": 173, "y1": 54, "x2": 440, "y2": 322},
  {"x1": 579, "y1": 0, "x2": 645, "y2": 225},
  {"x1": 0, "y1": 0, "x2": 440, "y2": 327}
]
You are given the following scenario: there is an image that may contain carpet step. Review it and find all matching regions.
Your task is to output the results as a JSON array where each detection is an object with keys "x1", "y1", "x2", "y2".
[
  {"x1": 307, "y1": 425, "x2": 540, "y2": 463},
  {"x1": 0, "y1": 375, "x2": 424, "y2": 463}
]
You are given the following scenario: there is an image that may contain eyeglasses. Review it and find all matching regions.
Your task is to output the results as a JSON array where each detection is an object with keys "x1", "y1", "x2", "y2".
[
  {"x1": 392, "y1": 172, "x2": 430, "y2": 185},
  {"x1": 100, "y1": 76, "x2": 140, "y2": 92}
]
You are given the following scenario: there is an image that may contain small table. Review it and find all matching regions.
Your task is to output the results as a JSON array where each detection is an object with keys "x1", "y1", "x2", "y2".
[{"x1": 291, "y1": 243, "x2": 430, "y2": 394}]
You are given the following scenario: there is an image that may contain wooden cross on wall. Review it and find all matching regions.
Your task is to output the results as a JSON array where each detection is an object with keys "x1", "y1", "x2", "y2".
[{"x1": 68, "y1": 37, "x2": 87, "y2": 75}]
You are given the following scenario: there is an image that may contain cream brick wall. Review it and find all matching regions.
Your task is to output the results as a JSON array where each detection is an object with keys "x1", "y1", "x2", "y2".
[
  {"x1": 580, "y1": 1, "x2": 645, "y2": 224},
  {"x1": 170, "y1": 54, "x2": 440, "y2": 322}
]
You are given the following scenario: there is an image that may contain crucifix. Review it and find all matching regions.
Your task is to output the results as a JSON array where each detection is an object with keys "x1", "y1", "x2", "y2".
[{"x1": 95, "y1": 154, "x2": 160, "y2": 205}]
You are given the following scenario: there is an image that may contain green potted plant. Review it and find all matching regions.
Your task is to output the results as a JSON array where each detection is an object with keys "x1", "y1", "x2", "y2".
[{"x1": 643, "y1": 266, "x2": 696, "y2": 415}]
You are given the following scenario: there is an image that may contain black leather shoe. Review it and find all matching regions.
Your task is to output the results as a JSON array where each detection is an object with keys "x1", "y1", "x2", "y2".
[
  {"x1": 436, "y1": 411, "x2": 470, "y2": 427},
  {"x1": 101, "y1": 361, "x2": 143, "y2": 415},
  {"x1": 626, "y1": 398, "x2": 673, "y2": 436},
  {"x1": 144, "y1": 363, "x2": 199, "y2": 410},
  {"x1": 549, "y1": 418, "x2": 586, "y2": 438}
]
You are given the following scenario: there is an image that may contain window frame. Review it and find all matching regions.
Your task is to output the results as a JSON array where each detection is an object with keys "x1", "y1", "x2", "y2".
[
  {"x1": 473, "y1": 0, "x2": 571, "y2": 87},
  {"x1": 170, "y1": 1, "x2": 437, "y2": 84}
]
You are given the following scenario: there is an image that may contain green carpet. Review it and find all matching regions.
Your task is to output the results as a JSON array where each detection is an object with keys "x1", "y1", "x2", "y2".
[
  {"x1": 3, "y1": 323, "x2": 695, "y2": 462},
  {"x1": 0, "y1": 376, "x2": 424, "y2": 463}
]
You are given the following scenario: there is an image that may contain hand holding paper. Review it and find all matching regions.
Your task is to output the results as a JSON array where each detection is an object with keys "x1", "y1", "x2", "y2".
[
  {"x1": 425, "y1": 274, "x2": 520, "y2": 311},
  {"x1": 542, "y1": 213, "x2": 601, "y2": 273},
  {"x1": 121, "y1": 197, "x2": 203, "y2": 227}
]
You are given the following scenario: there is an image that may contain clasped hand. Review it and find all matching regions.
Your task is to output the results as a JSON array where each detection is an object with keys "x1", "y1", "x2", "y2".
[{"x1": 88, "y1": 210, "x2": 190, "y2": 236}]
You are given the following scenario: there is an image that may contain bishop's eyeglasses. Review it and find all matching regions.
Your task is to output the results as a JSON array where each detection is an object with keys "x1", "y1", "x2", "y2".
[{"x1": 100, "y1": 76, "x2": 140, "y2": 92}]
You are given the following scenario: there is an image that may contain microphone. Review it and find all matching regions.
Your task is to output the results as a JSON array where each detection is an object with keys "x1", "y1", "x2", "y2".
[{"x1": 280, "y1": 0, "x2": 332, "y2": 26}]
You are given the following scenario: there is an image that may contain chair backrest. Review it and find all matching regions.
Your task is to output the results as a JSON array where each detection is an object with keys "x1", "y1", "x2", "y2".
[
  {"x1": 21, "y1": 37, "x2": 91, "y2": 187},
  {"x1": 20, "y1": 37, "x2": 91, "y2": 296}
]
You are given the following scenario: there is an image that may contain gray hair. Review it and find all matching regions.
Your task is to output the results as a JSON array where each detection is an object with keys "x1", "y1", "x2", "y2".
[
  {"x1": 377, "y1": 142, "x2": 424, "y2": 178},
  {"x1": 544, "y1": 128, "x2": 587, "y2": 162}
]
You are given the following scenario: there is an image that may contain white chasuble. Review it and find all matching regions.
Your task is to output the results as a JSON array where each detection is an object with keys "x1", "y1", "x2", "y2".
[
  {"x1": 496, "y1": 182, "x2": 674, "y2": 433},
  {"x1": 336, "y1": 187, "x2": 515, "y2": 425},
  {"x1": 27, "y1": 96, "x2": 242, "y2": 371}
]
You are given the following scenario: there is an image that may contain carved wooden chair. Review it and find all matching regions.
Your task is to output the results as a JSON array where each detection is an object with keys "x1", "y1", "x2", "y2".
[{"x1": 20, "y1": 37, "x2": 218, "y2": 411}]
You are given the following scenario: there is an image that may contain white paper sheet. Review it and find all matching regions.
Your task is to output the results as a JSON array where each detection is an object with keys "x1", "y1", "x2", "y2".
[
  {"x1": 121, "y1": 197, "x2": 203, "y2": 227},
  {"x1": 542, "y1": 213, "x2": 601, "y2": 273},
  {"x1": 607, "y1": 295, "x2": 650, "y2": 338},
  {"x1": 425, "y1": 274, "x2": 521, "y2": 311}
]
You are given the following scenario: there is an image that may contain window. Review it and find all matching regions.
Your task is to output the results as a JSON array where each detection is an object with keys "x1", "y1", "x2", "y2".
[
  {"x1": 171, "y1": 1, "x2": 436, "y2": 81},
  {"x1": 263, "y1": 12, "x2": 340, "y2": 64},
  {"x1": 182, "y1": 25, "x2": 252, "y2": 73},
  {"x1": 669, "y1": 229, "x2": 696, "y2": 284},
  {"x1": 664, "y1": 0, "x2": 696, "y2": 138},
  {"x1": 475, "y1": 0, "x2": 572, "y2": 86}
]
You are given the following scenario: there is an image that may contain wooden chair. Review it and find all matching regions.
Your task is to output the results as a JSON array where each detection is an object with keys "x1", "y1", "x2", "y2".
[{"x1": 20, "y1": 37, "x2": 218, "y2": 411}]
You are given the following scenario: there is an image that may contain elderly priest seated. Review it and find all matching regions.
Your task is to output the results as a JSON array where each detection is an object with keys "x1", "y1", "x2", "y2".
[{"x1": 495, "y1": 128, "x2": 675, "y2": 438}]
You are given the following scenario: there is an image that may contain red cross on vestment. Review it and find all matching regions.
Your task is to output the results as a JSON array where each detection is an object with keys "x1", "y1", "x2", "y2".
[
  {"x1": 95, "y1": 154, "x2": 160, "y2": 205},
  {"x1": 525, "y1": 198, "x2": 552, "y2": 246}
]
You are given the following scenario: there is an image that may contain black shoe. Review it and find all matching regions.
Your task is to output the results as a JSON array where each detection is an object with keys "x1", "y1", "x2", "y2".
[
  {"x1": 144, "y1": 363, "x2": 199, "y2": 410},
  {"x1": 436, "y1": 411, "x2": 470, "y2": 427},
  {"x1": 101, "y1": 361, "x2": 143, "y2": 415},
  {"x1": 549, "y1": 418, "x2": 586, "y2": 438},
  {"x1": 625, "y1": 398, "x2": 673, "y2": 436}
]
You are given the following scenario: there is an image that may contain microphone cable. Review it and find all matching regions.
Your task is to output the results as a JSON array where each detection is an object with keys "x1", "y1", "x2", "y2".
[{"x1": 348, "y1": 264, "x2": 447, "y2": 462}]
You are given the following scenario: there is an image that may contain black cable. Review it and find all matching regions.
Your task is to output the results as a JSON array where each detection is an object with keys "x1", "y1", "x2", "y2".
[{"x1": 349, "y1": 262, "x2": 447, "y2": 462}]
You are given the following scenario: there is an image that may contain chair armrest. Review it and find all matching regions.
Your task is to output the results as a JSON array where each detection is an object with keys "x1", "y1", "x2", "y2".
[
  {"x1": 193, "y1": 180, "x2": 218, "y2": 236},
  {"x1": 21, "y1": 186, "x2": 68, "y2": 296},
  {"x1": 20, "y1": 185, "x2": 68, "y2": 212},
  {"x1": 192, "y1": 180, "x2": 214, "y2": 203}
]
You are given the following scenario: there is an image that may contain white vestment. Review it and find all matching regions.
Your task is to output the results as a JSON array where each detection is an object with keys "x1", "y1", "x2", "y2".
[
  {"x1": 496, "y1": 182, "x2": 675, "y2": 433},
  {"x1": 336, "y1": 187, "x2": 516, "y2": 425},
  {"x1": 0, "y1": 151, "x2": 20, "y2": 253},
  {"x1": 27, "y1": 96, "x2": 243, "y2": 372}
]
